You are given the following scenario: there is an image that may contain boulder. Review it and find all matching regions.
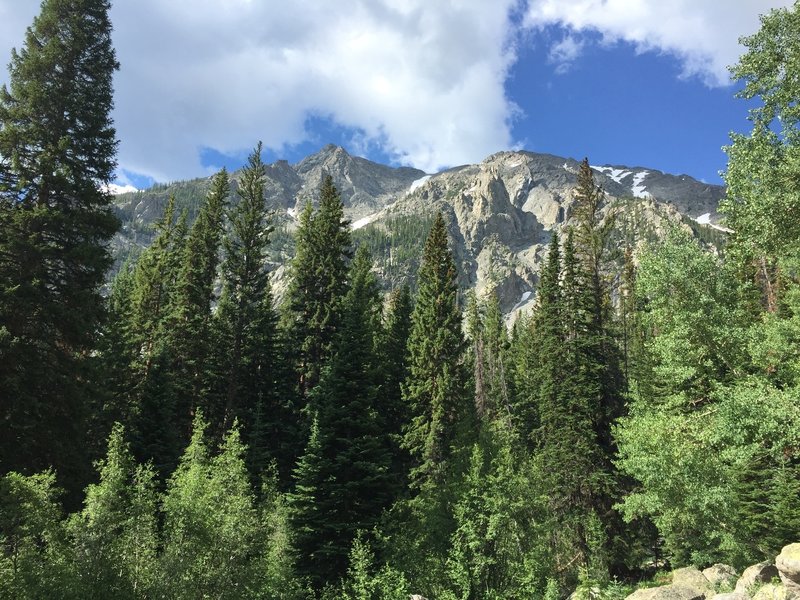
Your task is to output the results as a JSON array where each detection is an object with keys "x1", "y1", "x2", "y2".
[
  {"x1": 704, "y1": 565, "x2": 739, "y2": 590},
  {"x1": 776, "y1": 544, "x2": 800, "y2": 597},
  {"x1": 710, "y1": 593, "x2": 749, "y2": 600},
  {"x1": 627, "y1": 585, "x2": 707, "y2": 600},
  {"x1": 672, "y1": 567, "x2": 715, "y2": 598},
  {"x1": 752, "y1": 583, "x2": 789, "y2": 600},
  {"x1": 736, "y1": 563, "x2": 780, "y2": 595}
]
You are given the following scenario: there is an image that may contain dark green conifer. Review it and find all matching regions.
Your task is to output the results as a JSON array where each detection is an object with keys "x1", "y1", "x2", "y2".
[
  {"x1": 290, "y1": 247, "x2": 392, "y2": 588},
  {"x1": 402, "y1": 212, "x2": 471, "y2": 491},
  {"x1": 211, "y1": 144, "x2": 293, "y2": 479},
  {"x1": 511, "y1": 232, "x2": 562, "y2": 447},
  {"x1": 0, "y1": 0, "x2": 119, "y2": 495},
  {"x1": 285, "y1": 175, "x2": 352, "y2": 397},
  {"x1": 168, "y1": 170, "x2": 229, "y2": 435},
  {"x1": 380, "y1": 284, "x2": 413, "y2": 486}
]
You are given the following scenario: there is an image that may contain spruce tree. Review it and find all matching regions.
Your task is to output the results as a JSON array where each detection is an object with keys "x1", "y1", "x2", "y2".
[
  {"x1": 570, "y1": 159, "x2": 625, "y2": 455},
  {"x1": 380, "y1": 284, "x2": 413, "y2": 487},
  {"x1": 168, "y1": 169, "x2": 230, "y2": 436},
  {"x1": 290, "y1": 247, "x2": 392, "y2": 589},
  {"x1": 550, "y1": 230, "x2": 614, "y2": 579},
  {"x1": 511, "y1": 233, "x2": 562, "y2": 448},
  {"x1": 285, "y1": 175, "x2": 352, "y2": 397},
  {"x1": 211, "y1": 144, "x2": 293, "y2": 478},
  {"x1": 0, "y1": 0, "x2": 119, "y2": 495},
  {"x1": 124, "y1": 198, "x2": 187, "y2": 473},
  {"x1": 403, "y1": 212, "x2": 471, "y2": 491}
]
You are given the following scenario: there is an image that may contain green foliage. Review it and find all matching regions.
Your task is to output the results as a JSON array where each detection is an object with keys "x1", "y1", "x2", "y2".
[
  {"x1": 328, "y1": 535, "x2": 411, "y2": 600},
  {"x1": 70, "y1": 423, "x2": 159, "y2": 598},
  {"x1": 167, "y1": 169, "x2": 230, "y2": 436},
  {"x1": 443, "y1": 435, "x2": 549, "y2": 600},
  {"x1": 290, "y1": 247, "x2": 393, "y2": 589},
  {"x1": 285, "y1": 175, "x2": 353, "y2": 397},
  {"x1": 0, "y1": 471, "x2": 75, "y2": 598},
  {"x1": 0, "y1": 0, "x2": 120, "y2": 500},
  {"x1": 403, "y1": 212, "x2": 472, "y2": 491},
  {"x1": 379, "y1": 284, "x2": 414, "y2": 487},
  {"x1": 161, "y1": 413, "x2": 274, "y2": 598}
]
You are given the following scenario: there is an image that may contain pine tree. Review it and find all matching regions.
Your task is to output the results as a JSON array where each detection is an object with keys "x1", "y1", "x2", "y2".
[
  {"x1": 168, "y1": 169, "x2": 230, "y2": 436},
  {"x1": 290, "y1": 247, "x2": 392, "y2": 589},
  {"x1": 210, "y1": 144, "x2": 294, "y2": 479},
  {"x1": 571, "y1": 158, "x2": 625, "y2": 455},
  {"x1": 511, "y1": 232, "x2": 562, "y2": 448},
  {"x1": 403, "y1": 212, "x2": 471, "y2": 491},
  {"x1": 470, "y1": 291, "x2": 514, "y2": 428},
  {"x1": 0, "y1": 0, "x2": 119, "y2": 497},
  {"x1": 380, "y1": 284, "x2": 413, "y2": 487},
  {"x1": 285, "y1": 175, "x2": 352, "y2": 397},
  {"x1": 125, "y1": 198, "x2": 187, "y2": 473},
  {"x1": 550, "y1": 230, "x2": 614, "y2": 579}
]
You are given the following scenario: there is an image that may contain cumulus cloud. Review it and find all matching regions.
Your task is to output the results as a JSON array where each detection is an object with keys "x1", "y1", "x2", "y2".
[
  {"x1": 0, "y1": 1, "x2": 792, "y2": 182},
  {"x1": 46, "y1": 0, "x2": 519, "y2": 180},
  {"x1": 525, "y1": 0, "x2": 793, "y2": 86}
]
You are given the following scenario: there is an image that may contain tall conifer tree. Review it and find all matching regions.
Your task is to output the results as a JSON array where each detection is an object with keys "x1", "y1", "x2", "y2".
[
  {"x1": 402, "y1": 212, "x2": 471, "y2": 491},
  {"x1": 285, "y1": 175, "x2": 352, "y2": 397},
  {"x1": 168, "y1": 170, "x2": 229, "y2": 433},
  {"x1": 290, "y1": 247, "x2": 392, "y2": 588},
  {"x1": 381, "y1": 284, "x2": 414, "y2": 486},
  {"x1": 211, "y1": 144, "x2": 292, "y2": 477},
  {"x1": 0, "y1": 0, "x2": 119, "y2": 492}
]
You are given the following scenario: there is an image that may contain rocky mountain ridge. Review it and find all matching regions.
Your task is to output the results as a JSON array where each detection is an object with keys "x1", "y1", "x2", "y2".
[{"x1": 112, "y1": 145, "x2": 728, "y2": 315}]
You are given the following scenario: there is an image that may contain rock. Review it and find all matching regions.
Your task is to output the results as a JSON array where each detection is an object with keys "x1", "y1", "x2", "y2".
[
  {"x1": 672, "y1": 567, "x2": 715, "y2": 598},
  {"x1": 409, "y1": 596, "x2": 428, "y2": 600},
  {"x1": 626, "y1": 585, "x2": 708, "y2": 600},
  {"x1": 710, "y1": 593, "x2": 749, "y2": 600},
  {"x1": 735, "y1": 562, "x2": 780, "y2": 596},
  {"x1": 704, "y1": 565, "x2": 739, "y2": 590},
  {"x1": 776, "y1": 543, "x2": 800, "y2": 597},
  {"x1": 752, "y1": 584, "x2": 789, "y2": 600}
]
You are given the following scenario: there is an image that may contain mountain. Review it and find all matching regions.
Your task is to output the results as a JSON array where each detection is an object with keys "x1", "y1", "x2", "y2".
[{"x1": 111, "y1": 145, "x2": 727, "y2": 315}]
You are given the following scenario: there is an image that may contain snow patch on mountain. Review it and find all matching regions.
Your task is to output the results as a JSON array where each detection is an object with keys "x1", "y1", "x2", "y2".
[
  {"x1": 631, "y1": 171, "x2": 651, "y2": 198},
  {"x1": 591, "y1": 165, "x2": 631, "y2": 184},
  {"x1": 696, "y1": 212, "x2": 712, "y2": 225},
  {"x1": 408, "y1": 175, "x2": 431, "y2": 193},
  {"x1": 694, "y1": 212, "x2": 733, "y2": 233},
  {"x1": 287, "y1": 207, "x2": 298, "y2": 219},
  {"x1": 511, "y1": 290, "x2": 535, "y2": 313},
  {"x1": 351, "y1": 212, "x2": 380, "y2": 230}
]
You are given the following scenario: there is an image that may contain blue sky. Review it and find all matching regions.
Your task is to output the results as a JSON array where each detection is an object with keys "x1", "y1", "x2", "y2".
[{"x1": 0, "y1": 0, "x2": 792, "y2": 189}]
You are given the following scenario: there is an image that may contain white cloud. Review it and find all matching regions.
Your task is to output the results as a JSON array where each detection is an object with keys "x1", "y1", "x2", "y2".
[
  {"x1": 525, "y1": 0, "x2": 793, "y2": 86},
  {"x1": 0, "y1": 1, "x2": 792, "y2": 183},
  {"x1": 0, "y1": 0, "x2": 520, "y2": 181},
  {"x1": 548, "y1": 34, "x2": 584, "y2": 74}
]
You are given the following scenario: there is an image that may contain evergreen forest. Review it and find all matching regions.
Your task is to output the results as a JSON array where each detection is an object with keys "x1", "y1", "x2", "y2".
[{"x1": 1, "y1": 1, "x2": 799, "y2": 598}]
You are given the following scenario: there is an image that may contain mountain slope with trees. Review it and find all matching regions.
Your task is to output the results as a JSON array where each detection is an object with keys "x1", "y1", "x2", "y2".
[{"x1": 1, "y1": 0, "x2": 800, "y2": 599}]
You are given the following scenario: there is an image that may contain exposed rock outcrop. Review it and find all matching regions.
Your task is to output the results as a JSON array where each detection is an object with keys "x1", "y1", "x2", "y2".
[
  {"x1": 112, "y1": 145, "x2": 728, "y2": 315},
  {"x1": 624, "y1": 544, "x2": 800, "y2": 600},
  {"x1": 777, "y1": 544, "x2": 800, "y2": 598},
  {"x1": 735, "y1": 563, "x2": 780, "y2": 596}
]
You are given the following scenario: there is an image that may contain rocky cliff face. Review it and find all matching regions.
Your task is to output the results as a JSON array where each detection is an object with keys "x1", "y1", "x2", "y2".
[{"x1": 111, "y1": 145, "x2": 727, "y2": 315}]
